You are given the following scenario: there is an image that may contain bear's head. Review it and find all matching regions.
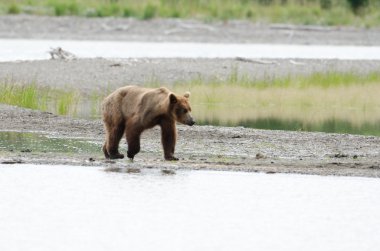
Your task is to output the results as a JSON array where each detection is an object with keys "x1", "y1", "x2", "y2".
[{"x1": 170, "y1": 92, "x2": 195, "y2": 126}]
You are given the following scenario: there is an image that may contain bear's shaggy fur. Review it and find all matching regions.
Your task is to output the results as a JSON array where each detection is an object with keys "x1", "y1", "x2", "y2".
[{"x1": 102, "y1": 85, "x2": 195, "y2": 160}]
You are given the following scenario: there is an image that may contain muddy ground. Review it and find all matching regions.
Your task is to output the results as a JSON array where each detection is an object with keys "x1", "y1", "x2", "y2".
[{"x1": 0, "y1": 15, "x2": 380, "y2": 177}]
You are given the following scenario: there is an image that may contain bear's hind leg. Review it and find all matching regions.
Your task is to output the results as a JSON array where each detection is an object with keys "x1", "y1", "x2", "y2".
[
  {"x1": 103, "y1": 144, "x2": 110, "y2": 158},
  {"x1": 105, "y1": 122, "x2": 125, "y2": 159}
]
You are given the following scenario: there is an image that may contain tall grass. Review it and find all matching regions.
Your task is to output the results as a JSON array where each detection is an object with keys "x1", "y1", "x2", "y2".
[
  {"x1": 1, "y1": 0, "x2": 380, "y2": 26},
  {"x1": 0, "y1": 81, "x2": 79, "y2": 116},
  {"x1": 1, "y1": 70, "x2": 380, "y2": 135},
  {"x1": 0, "y1": 82, "x2": 41, "y2": 109},
  {"x1": 178, "y1": 68, "x2": 380, "y2": 89},
  {"x1": 7, "y1": 3, "x2": 20, "y2": 14},
  {"x1": 56, "y1": 91, "x2": 79, "y2": 115},
  {"x1": 167, "y1": 70, "x2": 380, "y2": 133},
  {"x1": 177, "y1": 83, "x2": 380, "y2": 125}
]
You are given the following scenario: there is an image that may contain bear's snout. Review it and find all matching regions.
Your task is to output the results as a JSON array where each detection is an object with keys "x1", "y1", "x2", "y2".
[{"x1": 187, "y1": 118, "x2": 195, "y2": 126}]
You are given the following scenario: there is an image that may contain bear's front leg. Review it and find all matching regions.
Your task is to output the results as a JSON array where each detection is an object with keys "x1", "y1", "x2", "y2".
[
  {"x1": 160, "y1": 121, "x2": 178, "y2": 161},
  {"x1": 126, "y1": 139, "x2": 140, "y2": 160},
  {"x1": 126, "y1": 124, "x2": 143, "y2": 160}
]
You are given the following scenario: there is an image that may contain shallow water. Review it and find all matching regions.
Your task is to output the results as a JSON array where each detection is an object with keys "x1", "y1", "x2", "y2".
[
  {"x1": 0, "y1": 131, "x2": 100, "y2": 154},
  {"x1": 2, "y1": 39, "x2": 380, "y2": 61},
  {"x1": 0, "y1": 164, "x2": 379, "y2": 251}
]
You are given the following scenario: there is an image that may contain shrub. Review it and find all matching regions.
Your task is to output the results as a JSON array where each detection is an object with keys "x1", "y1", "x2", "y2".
[
  {"x1": 123, "y1": 7, "x2": 132, "y2": 17},
  {"x1": 346, "y1": 0, "x2": 369, "y2": 14},
  {"x1": 8, "y1": 4, "x2": 21, "y2": 14},
  {"x1": 320, "y1": 0, "x2": 332, "y2": 10},
  {"x1": 142, "y1": 4, "x2": 157, "y2": 20}
]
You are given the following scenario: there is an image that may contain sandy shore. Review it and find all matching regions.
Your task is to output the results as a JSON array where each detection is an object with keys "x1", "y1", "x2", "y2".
[{"x1": 1, "y1": 15, "x2": 380, "y2": 177}]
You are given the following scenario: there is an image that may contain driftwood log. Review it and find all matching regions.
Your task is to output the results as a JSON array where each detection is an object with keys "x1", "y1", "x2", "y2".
[{"x1": 49, "y1": 47, "x2": 76, "y2": 60}]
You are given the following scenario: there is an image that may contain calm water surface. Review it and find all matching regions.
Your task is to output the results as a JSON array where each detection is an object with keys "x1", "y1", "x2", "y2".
[
  {"x1": 0, "y1": 164, "x2": 379, "y2": 251},
  {"x1": 2, "y1": 39, "x2": 380, "y2": 61}
]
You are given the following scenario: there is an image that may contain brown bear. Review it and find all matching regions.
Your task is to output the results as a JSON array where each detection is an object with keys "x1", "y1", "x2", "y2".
[{"x1": 101, "y1": 85, "x2": 195, "y2": 161}]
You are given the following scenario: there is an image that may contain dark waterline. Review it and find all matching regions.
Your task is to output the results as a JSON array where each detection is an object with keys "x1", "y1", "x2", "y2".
[{"x1": 199, "y1": 118, "x2": 380, "y2": 136}]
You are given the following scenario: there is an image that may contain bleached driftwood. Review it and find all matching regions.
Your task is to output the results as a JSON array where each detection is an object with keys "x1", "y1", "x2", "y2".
[
  {"x1": 289, "y1": 60, "x2": 306, "y2": 66},
  {"x1": 235, "y1": 57, "x2": 277, "y2": 65},
  {"x1": 49, "y1": 47, "x2": 76, "y2": 60}
]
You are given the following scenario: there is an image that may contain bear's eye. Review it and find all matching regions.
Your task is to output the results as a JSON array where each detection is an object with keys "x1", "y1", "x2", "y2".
[{"x1": 183, "y1": 109, "x2": 188, "y2": 114}]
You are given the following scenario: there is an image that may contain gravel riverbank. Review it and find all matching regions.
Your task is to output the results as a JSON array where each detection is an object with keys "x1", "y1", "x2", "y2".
[
  {"x1": 1, "y1": 104, "x2": 379, "y2": 178},
  {"x1": 1, "y1": 15, "x2": 379, "y2": 177}
]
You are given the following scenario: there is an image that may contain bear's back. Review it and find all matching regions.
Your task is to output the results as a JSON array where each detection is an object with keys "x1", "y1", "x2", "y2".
[{"x1": 117, "y1": 86, "x2": 170, "y2": 121}]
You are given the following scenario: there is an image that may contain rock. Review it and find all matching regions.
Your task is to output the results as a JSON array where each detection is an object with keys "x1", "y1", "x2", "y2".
[
  {"x1": 161, "y1": 169, "x2": 176, "y2": 175},
  {"x1": 104, "y1": 167, "x2": 122, "y2": 172},
  {"x1": 126, "y1": 168, "x2": 141, "y2": 173},
  {"x1": 334, "y1": 153, "x2": 348, "y2": 158},
  {"x1": 256, "y1": 153, "x2": 265, "y2": 159}
]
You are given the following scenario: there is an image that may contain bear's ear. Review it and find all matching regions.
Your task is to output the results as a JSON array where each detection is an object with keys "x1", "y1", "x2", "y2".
[
  {"x1": 184, "y1": 92, "x2": 190, "y2": 99},
  {"x1": 169, "y1": 93, "x2": 177, "y2": 104}
]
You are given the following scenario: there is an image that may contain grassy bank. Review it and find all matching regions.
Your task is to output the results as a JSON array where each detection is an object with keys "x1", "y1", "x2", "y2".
[
  {"x1": 1, "y1": 0, "x2": 380, "y2": 26},
  {"x1": 0, "y1": 81, "x2": 79, "y2": 116},
  {"x1": 1, "y1": 70, "x2": 380, "y2": 136},
  {"x1": 167, "y1": 70, "x2": 380, "y2": 135}
]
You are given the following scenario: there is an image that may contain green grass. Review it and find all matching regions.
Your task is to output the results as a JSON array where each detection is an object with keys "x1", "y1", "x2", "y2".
[
  {"x1": 166, "y1": 70, "x2": 380, "y2": 135},
  {"x1": 180, "y1": 68, "x2": 380, "y2": 89},
  {"x1": 56, "y1": 91, "x2": 79, "y2": 115},
  {"x1": 0, "y1": 82, "x2": 41, "y2": 109},
  {"x1": 7, "y1": 3, "x2": 20, "y2": 14},
  {"x1": 54, "y1": 2, "x2": 80, "y2": 16},
  {"x1": 1, "y1": 70, "x2": 380, "y2": 136},
  {"x1": 0, "y1": 81, "x2": 79, "y2": 116},
  {"x1": 1, "y1": 0, "x2": 380, "y2": 26}
]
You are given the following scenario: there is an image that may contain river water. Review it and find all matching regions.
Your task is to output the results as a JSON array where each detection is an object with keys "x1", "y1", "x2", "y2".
[
  {"x1": 2, "y1": 39, "x2": 380, "y2": 61},
  {"x1": 0, "y1": 164, "x2": 379, "y2": 251}
]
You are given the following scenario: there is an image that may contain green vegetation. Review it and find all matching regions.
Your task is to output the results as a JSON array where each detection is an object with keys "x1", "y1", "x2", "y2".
[
  {"x1": 168, "y1": 70, "x2": 380, "y2": 135},
  {"x1": 347, "y1": 0, "x2": 369, "y2": 13},
  {"x1": 56, "y1": 90, "x2": 79, "y2": 115},
  {"x1": 7, "y1": 3, "x2": 20, "y2": 14},
  {"x1": 1, "y1": 0, "x2": 380, "y2": 26},
  {"x1": 1, "y1": 70, "x2": 380, "y2": 135},
  {"x1": 0, "y1": 81, "x2": 79, "y2": 116},
  {"x1": 0, "y1": 82, "x2": 41, "y2": 110}
]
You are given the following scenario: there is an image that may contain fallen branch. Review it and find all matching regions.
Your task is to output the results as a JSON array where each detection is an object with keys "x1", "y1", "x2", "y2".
[
  {"x1": 289, "y1": 60, "x2": 306, "y2": 66},
  {"x1": 270, "y1": 24, "x2": 338, "y2": 32},
  {"x1": 235, "y1": 57, "x2": 277, "y2": 65}
]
